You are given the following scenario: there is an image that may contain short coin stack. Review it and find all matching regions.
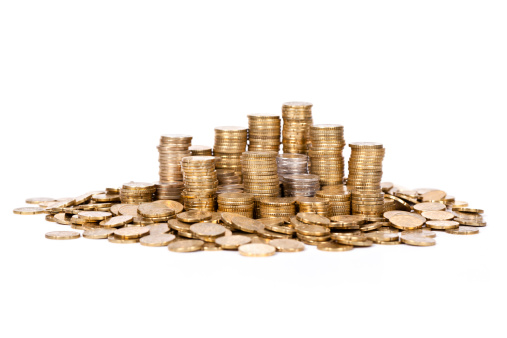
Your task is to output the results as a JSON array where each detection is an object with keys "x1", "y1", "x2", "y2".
[
  {"x1": 258, "y1": 197, "x2": 297, "y2": 218},
  {"x1": 296, "y1": 197, "x2": 329, "y2": 217},
  {"x1": 281, "y1": 102, "x2": 313, "y2": 154},
  {"x1": 158, "y1": 134, "x2": 192, "y2": 183},
  {"x1": 241, "y1": 151, "x2": 280, "y2": 198},
  {"x1": 189, "y1": 145, "x2": 212, "y2": 156},
  {"x1": 217, "y1": 192, "x2": 254, "y2": 218},
  {"x1": 316, "y1": 185, "x2": 351, "y2": 216},
  {"x1": 282, "y1": 174, "x2": 320, "y2": 197},
  {"x1": 276, "y1": 153, "x2": 309, "y2": 181},
  {"x1": 181, "y1": 156, "x2": 217, "y2": 211},
  {"x1": 216, "y1": 169, "x2": 244, "y2": 193},
  {"x1": 213, "y1": 126, "x2": 248, "y2": 179},
  {"x1": 120, "y1": 182, "x2": 155, "y2": 204},
  {"x1": 247, "y1": 114, "x2": 281, "y2": 152},
  {"x1": 309, "y1": 124, "x2": 345, "y2": 187},
  {"x1": 293, "y1": 212, "x2": 331, "y2": 245},
  {"x1": 348, "y1": 142, "x2": 385, "y2": 218},
  {"x1": 154, "y1": 181, "x2": 184, "y2": 201}
]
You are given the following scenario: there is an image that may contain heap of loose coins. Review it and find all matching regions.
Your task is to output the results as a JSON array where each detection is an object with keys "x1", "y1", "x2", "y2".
[
  {"x1": 158, "y1": 134, "x2": 192, "y2": 184},
  {"x1": 309, "y1": 124, "x2": 346, "y2": 187},
  {"x1": 181, "y1": 156, "x2": 217, "y2": 211},
  {"x1": 213, "y1": 126, "x2": 248, "y2": 179},
  {"x1": 247, "y1": 114, "x2": 281, "y2": 152},
  {"x1": 281, "y1": 102, "x2": 313, "y2": 154},
  {"x1": 189, "y1": 145, "x2": 212, "y2": 156}
]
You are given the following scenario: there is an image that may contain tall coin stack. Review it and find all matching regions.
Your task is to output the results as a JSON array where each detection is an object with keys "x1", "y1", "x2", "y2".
[
  {"x1": 282, "y1": 174, "x2": 320, "y2": 197},
  {"x1": 181, "y1": 156, "x2": 217, "y2": 211},
  {"x1": 276, "y1": 154, "x2": 309, "y2": 181},
  {"x1": 309, "y1": 124, "x2": 346, "y2": 187},
  {"x1": 258, "y1": 197, "x2": 297, "y2": 218},
  {"x1": 213, "y1": 126, "x2": 248, "y2": 180},
  {"x1": 217, "y1": 192, "x2": 254, "y2": 218},
  {"x1": 347, "y1": 142, "x2": 385, "y2": 217},
  {"x1": 247, "y1": 114, "x2": 281, "y2": 152},
  {"x1": 281, "y1": 102, "x2": 313, "y2": 154},
  {"x1": 190, "y1": 145, "x2": 212, "y2": 156},
  {"x1": 154, "y1": 181, "x2": 184, "y2": 202},
  {"x1": 120, "y1": 182, "x2": 156, "y2": 204},
  {"x1": 158, "y1": 134, "x2": 192, "y2": 184},
  {"x1": 296, "y1": 197, "x2": 329, "y2": 217},
  {"x1": 316, "y1": 186, "x2": 351, "y2": 216}
]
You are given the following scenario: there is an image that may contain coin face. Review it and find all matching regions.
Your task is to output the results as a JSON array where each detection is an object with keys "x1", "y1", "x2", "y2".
[
  {"x1": 140, "y1": 234, "x2": 176, "y2": 246},
  {"x1": 83, "y1": 228, "x2": 115, "y2": 239},
  {"x1": 421, "y1": 190, "x2": 446, "y2": 202},
  {"x1": 413, "y1": 202, "x2": 446, "y2": 212},
  {"x1": 400, "y1": 234, "x2": 436, "y2": 246},
  {"x1": 445, "y1": 226, "x2": 479, "y2": 235},
  {"x1": 45, "y1": 231, "x2": 81, "y2": 240},
  {"x1": 78, "y1": 211, "x2": 112, "y2": 221},
  {"x1": 425, "y1": 220, "x2": 459, "y2": 230},
  {"x1": 269, "y1": 239, "x2": 305, "y2": 252},
  {"x1": 149, "y1": 223, "x2": 170, "y2": 235},
  {"x1": 401, "y1": 229, "x2": 436, "y2": 238},
  {"x1": 138, "y1": 203, "x2": 175, "y2": 218},
  {"x1": 231, "y1": 216, "x2": 264, "y2": 233},
  {"x1": 421, "y1": 211, "x2": 454, "y2": 220},
  {"x1": 107, "y1": 234, "x2": 140, "y2": 244},
  {"x1": 190, "y1": 223, "x2": 226, "y2": 238},
  {"x1": 13, "y1": 207, "x2": 46, "y2": 215},
  {"x1": 177, "y1": 210, "x2": 212, "y2": 223},
  {"x1": 215, "y1": 235, "x2": 252, "y2": 249},
  {"x1": 150, "y1": 200, "x2": 184, "y2": 214},
  {"x1": 238, "y1": 243, "x2": 276, "y2": 257},
  {"x1": 389, "y1": 214, "x2": 425, "y2": 230},
  {"x1": 114, "y1": 227, "x2": 150, "y2": 239},
  {"x1": 317, "y1": 242, "x2": 354, "y2": 252},
  {"x1": 295, "y1": 223, "x2": 330, "y2": 236},
  {"x1": 100, "y1": 215, "x2": 134, "y2": 227},
  {"x1": 118, "y1": 205, "x2": 139, "y2": 217},
  {"x1": 296, "y1": 212, "x2": 330, "y2": 226},
  {"x1": 168, "y1": 240, "x2": 204, "y2": 252}
]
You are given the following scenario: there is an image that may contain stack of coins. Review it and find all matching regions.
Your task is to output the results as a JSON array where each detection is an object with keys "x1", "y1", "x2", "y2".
[
  {"x1": 294, "y1": 212, "x2": 331, "y2": 245},
  {"x1": 217, "y1": 184, "x2": 244, "y2": 194},
  {"x1": 347, "y1": 142, "x2": 385, "y2": 217},
  {"x1": 158, "y1": 134, "x2": 192, "y2": 183},
  {"x1": 136, "y1": 202, "x2": 176, "y2": 224},
  {"x1": 217, "y1": 169, "x2": 242, "y2": 185},
  {"x1": 181, "y1": 156, "x2": 217, "y2": 211},
  {"x1": 258, "y1": 197, "x2": 296, "y2": 218},
  {"x1": 120, "y1": 182, "x2": 156, "y2": 204},
  {"x1": 154, "y1": 181, "x2": 184, "y2": 201},
  {"x1": 296, "y1": 197, "x2": 329, "y2": 217},
  {"x1": 217, "y1": 192, "x2": 254, "y2": 218},
  {"x1": 277, "y1": 154, "x2": 309, "y2": 181},
  {"x1": 247, "y1": 114, "x2": 281, "y2": 152},
  {"x1": 190, "y1": 145, "x2": 212, "y2": 156},
  {"x1": 316, "y1": 186, "x2": 351, "y2": 216},
  {"x1": 309, "y1": 124, "x2": 346, "y2": 187},
  {"x1": 282, "y1": 174, "x2": 320, "y2": 197},
  {"x1": 242, "y1": 151, "x2": 280, "y2": 198},
  {"x1": 214, "y1": 126, "x2": 248, "y2": 178},
  {"x1": 281, "y1": 102, "x2": 313, "y2": 154}
]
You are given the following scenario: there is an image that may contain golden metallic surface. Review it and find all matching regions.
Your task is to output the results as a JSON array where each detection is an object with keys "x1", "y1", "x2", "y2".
[
  {"x1": 413, "y1": 202, "x2": 446, "y2": 213},
  {"x1": 400, "y1": 234, "x2": 436, "y2": 246},
  {"x1": 118, "y1": 205, "x2": 139, "y2": 217},
  {"x1": 177, "y1": 210, "x2": 212, "y2": 223},
  {"x1": 202, "y1": 243, "x2": 223, "y2": 251},
  {"x1": 451, "y1": 201, "x2": 468, "y2": 208},
  {"x1": 296, "y1": 212, "x2": 330, "y2": 226},
  {"x1": 100, "y1": 215, "x2": 134, "y2": 227},
  {"x1": 401, "y1": 229, "x2": 436, "y2": 238},
  {"x1": 421, "y1": 190, "x2": 446, "y2": 202},
  {"x1": 13, "y1": 207, "x2": 46, "y2": 215},
  {"x1": 295, "y1": 223, "x2": 330, "y2": 236},
  {"x1": 149, "y1": 223, "x2": 170, "y2": 235},
  {"x1": 317, "y1": 242, "x2": 354, "y2": 252},
  {"x1": 140, "y1": 234, "x2": 176, "y2": 246},
  {"x1": 389, "y1": 214, "x2": 425, "y2": 230},
  {"x1": 107, "y1": 234, "x2": 140, "y2": 244},
  {"x1": 215, "y1": 235, "x2": 252, "y2": 249},
  {"x1": 54, "y1": 213, "x2": 72, "y2": 225},
  {"x1": 190, "y1": 223, "x2": 226, "y2": 240},
  {"x1": 78, "y1": 211, "x2": 112, "y2": 221},
  {"x1": 425, "y1": 220, "x2": 460, "y2": 230},
  {"x1": 446, "y1": 226, "x2": 480, "y2": 235},
  {"x1": 149, "y1": 200, "x2": 184, "y2": 214},
  {"x1": 451, "y1": 207, "x2": 484, "y2": 214},
  {"x1": 114, "y1": 227, "x2": 150, "y2": 239},
  {"x1": 138, "y1": 203, "x2": 175, "y2": 218},
  {"x1": 238, "y1": 243, "x2": 276, "y2": 257},
  {"x1": 83, "y1": 228, "x2": 115, "y2": 239},
  {"x1": 269, "y1": 239, "x2": 305, "y2": 252},
  {"x1": 168, "y1": 239, "x2": 204, "y2": 252},
  {"x1": 231, "y1": 216, "x2": 264, "y2": 233},
  {"x1": 45, "y1": 231, "x2": 80, "y2": 240},
  {"x1": 26, "y1": 197, "x2": 56, "y2": 205},
  {"x1": 421, "y1": 210, "x2": 455, "y2": 220}
]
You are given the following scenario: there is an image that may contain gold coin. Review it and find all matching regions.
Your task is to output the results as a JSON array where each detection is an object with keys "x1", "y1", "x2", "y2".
[
  {"x1": 113, "y1": 227, "x2": 150, "y2": 239},
  {"x1": 451, "y1": 201, "x2": 468, "y2": 208},
  {"x1": 100, "y1": 215, "x2": 134, "y2": 227},
  {"x1": 177, "y1": 210, "x2": 212, "y2": 223},
  {"x1": 454, "y1": 218, "x2": 487, "y2": 227},
  {"x1": 238, "y1": 243, "x2": 276, "y2": 257},
  {"x1": 231, "y1": 216, "x2": 264, "y2": 233},
  {"x1": 107, "y1": 234, "x2": 140, "y2": 244},
  {"x1": 25, "y1": 197, "x2": 56, "y2": 205},
  {"x1": 451, "y1": 207, "x2": 484, "y2": 214},
  {"x1": 401, "y1": 229, "x2": 436, "y2": 238},
  {"x1": 360, "y1": 222, "x2": 386, "y2": 232},
  {"x1": 317, "y1": 242, "x2": 354, "y2": 252},
  {"x1": 365, "y1": 231, "x2": 399, "y2": 242},
  {"x1": 140, "y1": 234, "x2": 176, "y2": 246},
  {"x1": 421, "y1": 190, "x2": 446, "y2": 202},
  {"x1": 138, "y1": 203, "x2": 175, "y2": 218},
  {"x1": 389, "y1": 214, "x2": 425, "y2": 230},
  {"x1": 376, "y1": 240, "x2": 401, "y2": 245},
  {"x1": 269, "y1": 239, "x2": 305, "y2": 252},
  {"x1": 425, "y1": 220, "x2": 459, "y2": 230},
  {"x1": 190, "y1": 223, "x2": 226, "y2": 240},
  {"x1": 400, "y1": 234, "x2": 436, "y2": 246},
  {"x1": 335, "y1": 237, "x2": 373, "y2": 247},
  {"x1": 83, "y1": 228, "x2": 115, "y2": 239},
  {"x1": 149, "y1": 200, "x2": 184, "y2": 214},
  {"x1": 13, "y1": 207, "x2": 46, "y2": 215},
  {"x1": 329, "y1": 215, "x2": 366, "y2": 225},
  {"x1": 54, "y1": 213, "x2": 72, "y2": 225},
  {"x1": 168, "y1": 219, "x2": 191, "y2": 232},
  {"x1": 421, "y1": 210, "x2": 455, "y2": 220},
  {"x1": 149, "y1": 223, "x2": 170, "y2": 235},
  {"x1": 202, "y1": 243, "x2": 223, "y2": 251},
  {"x1": 413, "y1": 202, "x2": 446, "y2": 213},
  {"x1": 78, "y1": 211, "x2": 112, "y2": 221},
  {"x1": 215, "y1": 235, "x2": 252, "y2": 249},
  {"x1": 118, "y1": 205, "x2": 139, "y2": 217},
  {"x1": 296, "y1": 212, "x2": 330, "y2": 226},
  {"x1": 45, "y1": 231, "x2": 80, "y2": 240},
  {"x1": 295, "y1": 223, "x2": 330, "y2": 236},
  {"x1": 446, "y1": 226, "x2": 479, "y2": 235},
  {"x1": 168, "y1": 239, "x2": 204, "y2": 252}
]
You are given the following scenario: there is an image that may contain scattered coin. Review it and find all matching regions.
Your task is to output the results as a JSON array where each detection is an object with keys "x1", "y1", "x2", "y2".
[
  {"x1": 190, "y1": 223, "x2": 226, "y2": 241},
  {"x1": 317, "y1": 242, "x2": 354, "y2": 252},
  {"x1": 177, "y1": 210, "x2": 212, "y2": 223},
  {"x1": 83, "y1": 228, "x2": 115, "y2": 239},
  {"x1": 445, "y1": 226, "x2": 480, "y2": 235},
  {"x1": 168, "y1": 240, "x2": 204, "y2": 252},
  {"x1": 269, "y1": 239, "x2": 305, "y2": 252},
  {"x1": 238, "y1": 243, "x2": 276, "y2": 257},
  {"x1": 114, "y1": 227, "x2": 150, "y2": 239},
  {"x1": 25, "y1": 197, "x2": 56, "y2": 205},
  {"x1": 13, "y1": 207, "x2": 46, "y2": 215},
  {"x1": 78, "y1": 211, "x2": 112, "y2": 221},
  {"x1": 389, "y1": 214, "x2": 425, "y2": 230},
  {"x1": 425, "y1": 220, "x2": 459, "y2": 230},
  {"x1": 421, "y1": 210, "x2": 455, "y2": 220},
  {"x1": 215, "y1": 235, "x2": 252, "y2": 249},
  {"x1": 140, "y1": 234, "x2": 176, "y2": 247},
  {"x1": 45, "y1": 231, "x2": 80, "y2": 240},
  {"x1": 296, "y1": 212, "x2": 331, "y2": 226},
  {"x1": 413, "y1": 202, "x2": 446, "y2": 213},
  {"x1": 231, "y1": 216, "x2": 264, "y2": 233},
  {"x1": 400, "y1": 234, "x2": 436, "y2": 246},
  {"x1": 107, "y1": 234, "x2": 140, "y2": 244}
]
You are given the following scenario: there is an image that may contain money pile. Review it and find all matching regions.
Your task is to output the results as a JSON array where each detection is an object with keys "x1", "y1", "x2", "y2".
[
  {"x1": 154, "y1": 181, "x2": 184, "y2": 202},
  {"x1": 347, "y1": 142, "x2": 385, "y2": 218},
  {"x1": 157, "y1": 134, "x2": 192, "y2": 183},
  {"x1": 282, "y1": 174, "x2": 320, "y2": 197},
  {"x1": 281, "y1": 102, "x2": 313, "y2": 154},
  {"x1": 120, "y1": 182, "x2": 155, "y2": 204},
  {"x1": 276, "y1": 153, "x2": 309, "y2": 182},
  {"x1": 296, "y1": 197, "x2": 329, "y2": 217},
  {"x1": 293, "y1": 212, "x2": 331, "y2": 245},
  {"x1": 316, "y1": 186, "x2": 351, "y2": 216},
  {"x1": 137, "y1": 201, "x2": 177, "y2": 224},
  {"x1": 247, "y1": 114, "x2": 281, "y2": 152},
  {"x1": 190, "y1": 145, "x2": 212, "y2": 156},
  {"x1": 214, "y1": 126, "x2": 248, "y2": 178},
  {"x1": 309, "y1": 124, "x2": 345, "y2": 187},
  {"x1": 181, "y1": 156, "x2": 217, "y2": 211},
  {"x1": 258, "y1": 197, "x2": 297, "y2": 218},
  {"x1": 217, "y1": 192, "x2": 254, "y2": 218}
]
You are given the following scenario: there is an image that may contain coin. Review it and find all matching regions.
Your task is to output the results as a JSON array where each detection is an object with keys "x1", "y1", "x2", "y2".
[
  {"x1": 114, "y1": 227, "x2": 150, "y2": 239},
  {"x1": 401, "y1": 229, "x2": 437, "y2": 238},
  {"x1": 138, "y1": 203, "x2": 175, "y2": 218},
  {"x1": 168, "y1": 239, "x2": 204, "y2": 252},
  {"x1": 190, "y1": 223, "x2": 226, "y2": 240},
  {"x1": 149, "y1": 200, "x2": 184, "y2": 214},
  {"x1": 231, "y1": 216, "x2": 264, "y2": 233},
  {"x1": 215, "y1": 235, "x2": 252, "y2": 249},
  {"x1": 421, "y1": 210, "x2": 455, "y2": 220},
  {"x1": 45, "y1": 231, "x2": 80, "y2": 240},
  {"x1": 400, "y1": 234, "x2": 436, "y2": 246},
  {"x1": 100, "y1": 215, "x2": 134, "y2": 227},
  {"x1": 25, "y1": 197, "x2": 56, "y2": 205},
  {"x1": 296, "y1": 212, "x2": 330, "y2": 226},
  {"x1": 446, "y1": 226, "x2": 480, "y2": 235},
  {"x1": 140, "y1": 234, "x2": 176, "y2": 246},
  {"x1": 451, "y1": 207, "x2": 484, "y2": 214},
  {"x1": 317, "y1": 242, "x2": 354, "y2": 252},
  {"x1": 177, "y1": 210, "x2": 212, "y2": 223},
  {"x1": 238, "y1": 243, "x2": 276, "y2": 257},
  {"x1": 421, "y1": 190, "x2": 446, "y2": 201},
  {"x1": 107, "y1": 234, "x2": 140, "y2": 244},
  {"x1": 413, "y1": 202, "x2": 446, "y2": 213},
  {"x1": 269, "y1": 239, "x2": 305, "y2": 252},
  {"x1": 83, "y1": 228, "x2": 115, "y2": 239},
  {"x1": 425, "y1": 220, "x2": 460, "y2": 230},
  {"x1": 13, "y1": 207, "x2": 46, "y2": 215},
  {"x1": 78, "y1": 211, "x2": 112, "y2": 221},
  {"x1": 295, "y1": 223, "x2": 330, "y2": 236},
  {"x1": 389, "y1": 214, "x2": 425, "y2": 230}
]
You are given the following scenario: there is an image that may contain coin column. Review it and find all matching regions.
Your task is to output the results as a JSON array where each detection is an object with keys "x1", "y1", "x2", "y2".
[
  {"x1": 277, "y1": 154, "x2": 309, "y2": 180},
  {"x1": 309, "y1": 124, "x2": 345, "y2": 187},
  {"x1": 282, "y1": 174, "x2": 320, "y2": 197},
  {"x1": 296, "y1": 197, "x2": 329, "y2": 217},
  {"x1": 120, "y1": 182, "x2": 156, "y2": 204},
  {"x1": 281, "y1": 102, "x2": 313, "y2": 154},
  {"x1": 241, "y1": 151, "x2": 280, "y2": 218},
  {"x1": 217, "y1": 192, "x2": 254, "y2": 218},
  {"x1": 181, "y1": 156, "x2": 218, "y2": 212},
  {"x1": 247, "y1": 114, "x2": 281, "y2": 152},
  {"x1": 213, "y1": 126, "x2": 248, "y2": 182},
  {"x1": 258, "y1": 197, "x2": 297, "y2": 218},
  {"x1": 158, "y1": 134, "x2": 192, "y2": 183},
  {"x1": 189, "y1": 145, "x2": 212, "y2": 156},
  {"x1": 347, "y1": 143, "x2": 385, "y2": 219},
  {"x1": 316, "y1": 186, "x2": 352, "y2": 216}
]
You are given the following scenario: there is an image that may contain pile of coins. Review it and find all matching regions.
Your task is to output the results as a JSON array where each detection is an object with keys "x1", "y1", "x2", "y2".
[
  {"x1": 347, "y1": 142, "x2": 385, "y2": 218},
  {"x1": 154, "y1": 181, "x2": 184, "y2": 202},
  {"x1": 293, "y1": 212, "x2": 331, "y2": 245},
  {"x1": 120, "y1": 182, "x2": 155, "y2": 204},
  {"x1": 241, "y1": 151, "x2": 280, "y2": 198},
  {"x1": 217, "y1": 192, "x2": 254, "y2": 218},
  {"x1": 157, "y1": 134, "x2": 192, "y2": 183},
  {"x1": 282, "y1": 174, "x2": 320, "y2": 197},
  {"x1": 247, "y1": 114, "x2": 281, "y2": 152},
  {"x1": 216, "y1": 168, "x2": 244, "y2": 194},
  {"x1": 316, "y1": 186, "x2": 351, "y2": 216},
  {"x1": 309, "y1": 124, "x2": 345, "y2": 187},
  {"x1": 296, "y1": 197, "x2": 329, "y2": 217},
  {"x1": 281, "y1": 102, "x2": 313, "y2": 154},
  {"x1": 181, "y1": 156, "x2": 217, "y2": 211},
  {"x1": 189, "y1": 145, "x2": 212, "y2": 156},
  {"x1": 258, "y1": 197, "x2": 296, "y2": 218},
  {"x1": 276, "y1": 153, "x2": 309, "y2": 182},
  {"x1": 213, "y1": 126, "x2": 248, "y2": 178}
]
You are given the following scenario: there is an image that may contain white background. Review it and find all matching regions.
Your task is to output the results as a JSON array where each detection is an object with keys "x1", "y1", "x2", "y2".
[{"x1": 1, "y1": 1, "x2": 506, "y2": 337}]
